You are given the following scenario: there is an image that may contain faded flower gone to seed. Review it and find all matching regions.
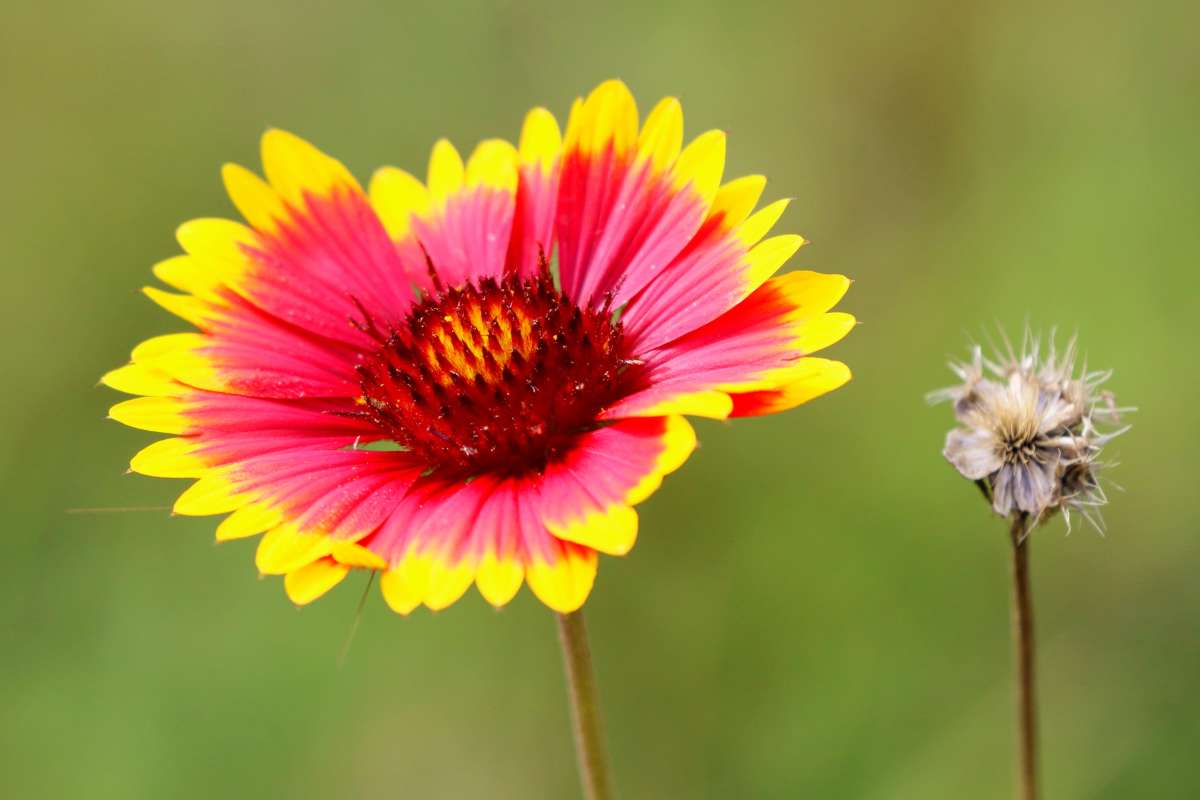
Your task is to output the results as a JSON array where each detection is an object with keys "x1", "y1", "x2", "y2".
[{"x1": 929, "y1": 331, "x2": 1129, "y2": 531}]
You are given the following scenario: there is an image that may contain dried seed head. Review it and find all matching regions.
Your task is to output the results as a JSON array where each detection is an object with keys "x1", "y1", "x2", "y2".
[{"x1": 929, "y1": 329, "x2": 1130, "y2": 532}]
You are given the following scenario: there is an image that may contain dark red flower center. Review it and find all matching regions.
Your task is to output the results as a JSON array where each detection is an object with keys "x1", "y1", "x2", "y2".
[{"x1": 353, "y1": 269, "x2": 631, "y2": 478}]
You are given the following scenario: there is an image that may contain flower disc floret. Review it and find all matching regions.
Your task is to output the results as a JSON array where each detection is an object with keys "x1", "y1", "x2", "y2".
[{"x1": 353, "y1": 267, "x2": 630, "y2": 478}]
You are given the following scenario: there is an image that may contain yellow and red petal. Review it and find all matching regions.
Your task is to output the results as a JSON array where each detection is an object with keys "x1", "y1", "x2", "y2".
[
  {"x1": 368, "y1": 166, "x2": 431, "y2": 242},
  {"x1": 538, "y1": 416, "x2": 696, "y2": 556},
  {"x1": 108, "y1": 396, "x2": 191, "y2": 434},
  {"x1": 128, "y1": 133, "x2": 421, "y2": 407},
  {"x1": 215, "y1": 502, "x2": 282, "y2": 542},
  {"x1": 621, "y1": 182, "x2": 802, "y2": 352},
  {"x1": 284, "y1": 557, "x2": 351, "y2": 606},
  {"x1": 132, "y1": 291, "x2": 364, "y2": 402},
  {"x1": 111, "y1": 388, "x2": 424, "y2": 590},
  {"x1": 728, "y1": 358, "x2": 852, "y2": 417},
  {"x1": 369, "y1": 477, "x2": 492, "y2": 612},
  {"x1": 221, "y1": 132, "x2": 417, "y2": 347},
  {"x1": 174, "y1": 443, "x2": 427, "y2": 590},
  {"x1": 256, "y1": 525, "x2": 334, "y2": 576},
  {"x1": 221, "y1": 163, "x2": 289, "y2": 235},
  {"x1": 504, "y1": 107, "x2": 563, "y2": 275},
  {"x1": 364, "y1": 472, "x2": 609, "y2": 614},
  {"x1": 329, "y1": 540, "x2": 388, "y2": 570},
  {"x1": 379, "y1": 567, "x2": 422, "y2": 615},
  {"x1": 637, "y1": 97, "x2": 683, "y2": 172},
  {"x1": 129, "y1": 437, "x2": 207, "y2": 478},
  {"x1": 101, "y1": 362, "x2": 183, "y2": 397},
  {"x1": 524, "y1": 539, "x2": 597, "y2": 614},
  {"x1": 372, "y1": 137, "x2": 522, "y2": 288},
  {"x1": 608, "y1": 270, "x2": 854, "y2": 420},
  {"x1": 260, "y1": 128, "x2": 362, "y2": 207},
  {"x1": 475, "y1": 549, "x2": 525, "y2": 608},
  {"x1": 556, "y1": 80, "x2": 726, "y2": 309}
]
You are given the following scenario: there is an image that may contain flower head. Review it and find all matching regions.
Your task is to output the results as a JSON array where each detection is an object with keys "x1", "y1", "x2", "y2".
[
  {"x1": 931, "y1": 331, "x2": 1128, "y2": 531},
  {"x1": 104, "y1": 80, "x2": 855, "y2": 614}
]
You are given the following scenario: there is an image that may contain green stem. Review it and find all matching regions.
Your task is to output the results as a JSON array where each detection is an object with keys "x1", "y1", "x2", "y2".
[
  {"x1": 1009, "y1": 513, "x2": 1038, "y2": 800},
  {"x1": 556, "y1": 610, "x2": 615, "y2": 800}
]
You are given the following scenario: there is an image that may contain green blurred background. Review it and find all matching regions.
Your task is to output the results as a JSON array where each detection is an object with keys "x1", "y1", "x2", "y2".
[{"x1": 4, "y1": 0, "x2": 1197, "y2": 797}]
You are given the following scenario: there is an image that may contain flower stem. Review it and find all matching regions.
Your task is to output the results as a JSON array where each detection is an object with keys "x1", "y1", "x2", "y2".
[
  {"x1": 556, "y1": 610, "x2": 614, "y2": 800},
  {"x1": 1008, "y1": 513, "x2": 1038, "y2": 800}
]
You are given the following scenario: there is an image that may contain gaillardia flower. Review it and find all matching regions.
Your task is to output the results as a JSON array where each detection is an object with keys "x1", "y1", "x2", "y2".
[
  {"x1": 104, "y1": 80, "x2": 855, "y2": 614},
  {"x1": 931, "y1": 332, "x2": 1127, "y2": 531}
]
